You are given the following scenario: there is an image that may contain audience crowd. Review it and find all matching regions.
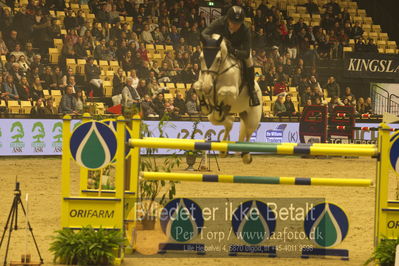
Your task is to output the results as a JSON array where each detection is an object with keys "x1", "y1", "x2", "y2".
[{"x1": 0, "y1": 0, "x2": 374, "y2": 118}]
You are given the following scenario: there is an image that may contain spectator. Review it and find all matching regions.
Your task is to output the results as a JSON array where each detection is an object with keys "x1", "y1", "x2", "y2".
[
  {"x1": 5, "y1": 30, "x2": 20, "y2": 52},
  {"x1": 17, "y1": 55, "x2": 30, "y2": 73},
  {"x1": 342, "y1": 86, "x2": 355, "y2": 101},
  {"x1": 96, "y1": 3, "x2": 111, "y2": 24},
  {"x1": 0, "y1": 32, "x2": 9, "y2": 55},
  {"x1": 94, "y1": 39, "x2": 113, "y2": 60},
  {"x1": 30, "y1": 55, "x2": 45, "y2": 75},
  {"x1": 122, "y1": 77, "x2": 140, "y2": 107},
  {"x1": 11, "y1": 43, "x2": 26, "y2": 60},
  {"x1": 64, "y1": 8, "x2": 77, "y2": 30},
  {"x1": 284, "y1": 94, "x2": 299, "y2": 116},
  {"x1": 51, "y1": 66, "x2": 64, "y2": 90},
  {"x1": 74, "y1": 36, "x2": 87, "y2": 58},
  {"x1": 153, "y1": 27, "x2": 166, "y2": 43},
  {"x1": 10, "y1": 63, "x2": 22, "y2": 83},
  {"x1": 350, "y1": 21, "x2": 364, "y2": 39},
  {"x1": 325, "y1": 75, "x2": 340, "y2": 98},
  {"x1": 74, "y1": 89, "x2": 85, "y2": 113},
  {"x1": 148, "y1": 79, "x2": 164, "y2": 96},
  {"x1": 173, "y1": 92, "x2": 188, "y2": 116},
  {"x1": 32, "y1": 76, "x2": 44, "y2": 99},
  {"x1": 18, "y1": 76, "x2": 36, "y2": 101},
  {"x1": 152, "y1": 92, "x2": 166, "y2": 117},
  {"x1": 327, "y1": 96, "x2": 343, "y2": 112},
  {"x1": 31, "y1": 9, "x2": 52, "y2": 54},
  {"x1": 122, "y1": 51, "x2": 135, "y2": 72},
  {"x1": 141, "y1": 94, "x2": 159, "y2": 118},
  {"x1": 141, "y1": 24, "x2": 154, "y2": 44},
  {"x1": 24, "y1": 42, "x2": 36, "y2": 64},
  {"x1": 273, "y1": 94, "x2": 288, "y2": 116},
  {"x1": 85, "y1": 57, "x2": 103, "y2": 96},
  {"x1": 43, "y1": 97, "x2": 58, "y2": 115},
  {"x1": 309, "y1": 75, "x2": 323, "y2": 98},
  {"x1": 303, "y1": 0, "x2": 319, "y2": 15},
  {"x1": 137, "y1": 42, "x2": 149, "y2": 62},
  {"x1": 164, "y1": 101, "x2": 180, "y2": 119},
  {"x1": 112, "y1": 68, "x2": 126, "y2": 101},
  {"x1": 41, "y1": 66, "x2": 55, "y2": 90},
  {"x1": 356, "y1": 97, "x2": 366, "y2": 114},
  {"x1": 136, "y1": 79, "x2": 148, "y2": 98},
  {"x1": 301, "y1": 86, "x2": 313, "y2": 107},
  {"x1": 323, "y1": 0, "x2": 341, "y2": 16},
  {"x1": 365, "y1": 38, "x2": 378, "y2": 53},
  {"x1": 30, "y1": 97, "x2": 45, "y2": 116},
  {"x1": 186, "y1": 93, "x2": 199, "y2": 116},
  {"x1": 365, "y1": 97, "x2": 373, "y2": 114},
  {"x1": 59, "y1": 85, "x2": 77, "y2": 114}
]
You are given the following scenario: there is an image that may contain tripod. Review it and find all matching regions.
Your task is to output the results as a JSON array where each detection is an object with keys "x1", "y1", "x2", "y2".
[
  {"x1": 197, "y1": 136, "x2": 221, "y2": 171},
  {"x1": 197, "y1": 149, "x2": 221, "y2": 171},
  {"x1": 0, "y1": 181, "x2": 43, "y2": 266}
]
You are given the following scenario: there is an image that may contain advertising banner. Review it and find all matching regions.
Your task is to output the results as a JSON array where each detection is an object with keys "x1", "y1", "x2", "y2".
[
  {"x1": 344, "y1": 52, "x2": 399, "y2": 79},
  {"x1": 0, "y1": 119, "x2": 397, "y2": 156}
]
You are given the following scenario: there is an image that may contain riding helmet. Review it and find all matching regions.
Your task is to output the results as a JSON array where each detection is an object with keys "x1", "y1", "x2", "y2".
[{"x1": 226, "y1": 6, "x2": 245, "y2": 24}]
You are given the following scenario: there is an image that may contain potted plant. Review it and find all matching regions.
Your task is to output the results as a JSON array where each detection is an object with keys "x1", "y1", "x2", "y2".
[
  {"x1": 138, "y1": 115, "x2": 181, "y2": 230},
  {"x1": 50, "y1": 226, "x2": 124, "y2": 265},
  {"x1": 365, "y1": 237, "x2": 399, "y2": 266}
]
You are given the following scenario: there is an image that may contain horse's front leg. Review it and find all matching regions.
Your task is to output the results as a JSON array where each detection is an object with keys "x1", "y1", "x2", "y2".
[
  {"x1": 193, "y1": 81, "x2": 212, "y2": 115},
  {"x1": 219, "y1": 115, "x2": 234, "y2": 158}
]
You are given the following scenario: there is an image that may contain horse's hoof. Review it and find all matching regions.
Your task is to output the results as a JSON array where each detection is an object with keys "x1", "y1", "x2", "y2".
[
  {"x1": 241, "y1": 152, "x2": 253, "y2": 164},
  {"x1": 219, "y1": 151, "x2": 228, "y2": 158}
]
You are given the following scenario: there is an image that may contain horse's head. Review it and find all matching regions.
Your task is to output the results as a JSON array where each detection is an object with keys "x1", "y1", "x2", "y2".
[{"x1": 199, "y1": 34, "x2": 227, "y2": 95}]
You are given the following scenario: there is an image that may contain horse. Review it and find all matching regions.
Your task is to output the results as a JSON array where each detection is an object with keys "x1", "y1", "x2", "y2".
[{"x1": 193, "y1": 35, "x2": 262, "y2": 164}]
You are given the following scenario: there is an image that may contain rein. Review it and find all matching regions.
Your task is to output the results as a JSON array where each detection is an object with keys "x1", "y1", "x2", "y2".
[{"x1": 200, "y1": 47, "x2": 239, "y2": 122}]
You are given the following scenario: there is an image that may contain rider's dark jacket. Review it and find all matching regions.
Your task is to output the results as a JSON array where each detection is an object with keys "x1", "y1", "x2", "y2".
[{"x1": 201, "y1": 17, "x2": 251, "y2": 60}]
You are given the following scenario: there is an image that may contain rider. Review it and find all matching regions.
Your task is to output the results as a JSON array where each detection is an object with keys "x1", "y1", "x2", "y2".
[{"x1": 201, "y1": 6, "x2": 260, "y2": 106}]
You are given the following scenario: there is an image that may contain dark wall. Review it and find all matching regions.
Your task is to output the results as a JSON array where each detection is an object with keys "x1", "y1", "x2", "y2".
[{"x1": 356, "y1": 0, "x2": 399, "y2": 43}]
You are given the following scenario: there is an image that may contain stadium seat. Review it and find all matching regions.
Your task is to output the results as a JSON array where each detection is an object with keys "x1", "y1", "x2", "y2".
[
  {"x1": 372, "y1": 24, "x2": 381, "y2": 33},
  {"x1": 387, "y1": 41, "x2": 397, "y2": 49},
  {"x1": 343, "y1": 46, "x2": 353, "y2": 53},
  {"x1": 103, "y1": 80, "x2": 113, "y2": 97},
  {"x1": 53, "y1": 39, "x2": 63, "y2": 50},
  {"x1": 20, "y1": 101, "x2": 32, "y2": 114},
  {"x1": 49, "y1": 48, "x2": 60, "y2": 64},
  {"x1": 379, "y1": 32, "x2": 389, "y2": 41},
  {"x1": 7, "y1": 101, "x2": 20, "y2": 114},
  {"x1": 66, "y1": 58, "x2": 77, "y2": 73},
  {"x1": 176, "y1": 83, "x2": 185, "y2": 89},
  {"x1": 385, "y1": 48, "x2": 396, "y2": 54}
]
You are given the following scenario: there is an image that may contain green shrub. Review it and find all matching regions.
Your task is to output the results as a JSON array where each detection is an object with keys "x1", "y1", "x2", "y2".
[
  {"x1": 50, "y1": 226, "x2": 124, "y2": 265},
  {"x1": 365, "y1": 237, "x2": 399, "y2": 266}
]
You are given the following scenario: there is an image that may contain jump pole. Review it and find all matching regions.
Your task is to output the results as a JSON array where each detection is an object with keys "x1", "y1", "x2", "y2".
[
  {"x1": 141, "y1": 172, "x2": 372, "y2": 187},
  {"x1": 128, "y1": 138, "x2": 378, "y2": 157}
]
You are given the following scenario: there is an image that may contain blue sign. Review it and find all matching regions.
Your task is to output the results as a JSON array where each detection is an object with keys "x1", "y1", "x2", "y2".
[
  {"x1": 231, "y1": 200, "x2": 276, "y2": 245},
  {"x1": 160, "y1": 198, "x2": 204, "y2": 242},
  {"x1": 304, "y1": 202, "x2": 349, "y2": 248},
  {"x1": 70, "y1": 121, "x2": 117, "y2": 169}
]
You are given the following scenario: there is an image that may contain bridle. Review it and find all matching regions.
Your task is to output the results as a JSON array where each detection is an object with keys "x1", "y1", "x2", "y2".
[{"x1": 199, "y1": 44, "x2": 239, "y2": 121}]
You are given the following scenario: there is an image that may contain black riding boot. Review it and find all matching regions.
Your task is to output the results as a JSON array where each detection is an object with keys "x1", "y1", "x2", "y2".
[{"x1": 247, "y1": 66, "x2": 260, "y2": 106}]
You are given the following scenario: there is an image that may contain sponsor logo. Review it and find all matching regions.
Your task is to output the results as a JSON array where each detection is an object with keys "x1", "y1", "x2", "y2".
[
  {"x1": 32, "y1": 122, "x2": 46, "y2": 152},
  {"x1": 347, "y1": 58, "x2": 399, "y2": 73},
  {"x1": 10, "y1": 121, "x2": 25, "y2": 153},
  {"x1": 266, "y1": 124, "x2": 287, "y2": 143},
  {"x1": 52, "y1": 122, "x2": 63, "y2": 152}
]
